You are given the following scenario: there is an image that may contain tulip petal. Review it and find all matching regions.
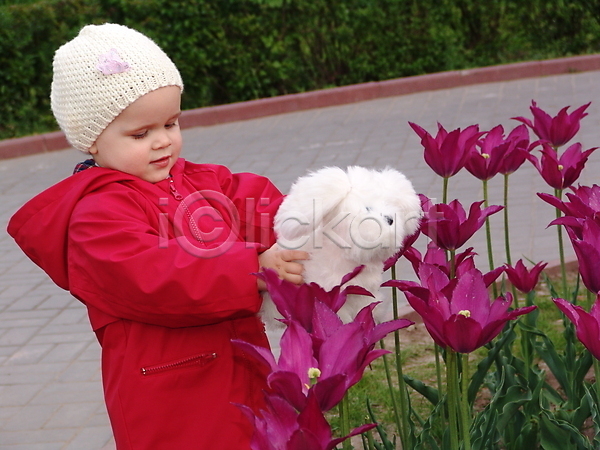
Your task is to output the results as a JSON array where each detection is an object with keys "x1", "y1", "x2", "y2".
[
  {"x1": 312, "y1": 301, "x2": 344, "y2": 342},
  {"x1": 571, "y1": 239, "x2": 600, "y2": 294},
  {"x1": 288, "y1": 430, "x2": 322, "y2": 450},
  {"x1": 264, "y1": 394, "x2": 302, "y2": 448},
  {"x1": 574, "y1": 312, "x2": 600, "y2": 360},
  {"x1": 449, "y1": 269, "x2": 490, "y2": 322},
  {"x1": 231, "y1": 339, "x2": 277, "y2": 371},
  {"x1": 443, "y1": 315, "x2": 482, "y2": 354},
  {"x1": 368, "y1": 318, "x2": 414, "y2": 344},
  {"x1": 312, "y1": 373, "x2": 349, "y2": 412},
  {"x1": 296, "y1": 393, "x2": 332, "y2": 448},
  {"x1": 318, "y1": 322, "x2": 363, "y2": 378},
  {"x1": 553, "y1": 298, "x2": 581, "y2": 324},
  {"x1": 279, "y1": 321, "x2": 319, "y2": 379},
  {"x1": 268, "y1": 371, "x2": 308, "y2": 411}
]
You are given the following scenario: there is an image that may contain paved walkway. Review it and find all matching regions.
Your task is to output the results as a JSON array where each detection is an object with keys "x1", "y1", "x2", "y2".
[{"x1": 1, "y1": 69, "x2": 600, "y2": 449}]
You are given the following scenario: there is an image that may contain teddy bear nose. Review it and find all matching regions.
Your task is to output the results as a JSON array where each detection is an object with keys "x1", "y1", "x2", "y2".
[{"x1": 384, "y1": 215, "x2": 394, "y2": 226}]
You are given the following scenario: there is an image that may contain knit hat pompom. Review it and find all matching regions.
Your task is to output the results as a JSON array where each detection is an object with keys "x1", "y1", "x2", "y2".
[{"x1": 51, "y1": 23, "x2": 183, "y2": 153}]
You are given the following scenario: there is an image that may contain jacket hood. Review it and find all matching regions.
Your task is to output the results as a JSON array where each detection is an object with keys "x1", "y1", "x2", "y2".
[{"x1": 7, "y1": 167, "x2": 139, "y2": 290}]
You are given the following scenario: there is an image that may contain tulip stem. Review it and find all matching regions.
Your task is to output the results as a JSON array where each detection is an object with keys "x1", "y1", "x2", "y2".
[
  {"x1": 339, "y1": 394, "x2": 352, "y2": 450},
  {"x1": 379, "y1": 340, "x2": 404, "y2": 445},
  {"x1": 503, "y1": 174, "x2": 512, "y2": 266},
  {"x1": 460, "y1": 353, "x2": 472, "y2": 450},
  {"x1": 390, "y1": 265, "x2": 411, "y2": 449},
  {"x1": 434, "y1": 346, "x2": 444, "y2": 403},
  {"x1": 449, "y1": 249, "x2": 456, "y2": 279},
  {"x1": 446, "y1": 349, "x2": 460, "y2": 450},
  {"x1": 364, "y1": 428, "x2": 376, "y2": 450},
  {"x1": 554, "y1": 188, "x2": 567, "y2": 297},
  {"x1": 437, "y1": 177, "x2": 450, "y2": 417},
  {"x1": 523, "y1": 290, "x2": 537, "y2": 381},
  {"x1": 443, "y1": 177, "x2": 449, "y2": 204},
  {"x1": 483, "y1": 179, "x2": 497, "y2": 297},
  {"x1": 594, "y1": 358, "x2": 600, "y2": 426},
  {"x1": 504, "y1": 174, "x2": 519, "y2": 308}
]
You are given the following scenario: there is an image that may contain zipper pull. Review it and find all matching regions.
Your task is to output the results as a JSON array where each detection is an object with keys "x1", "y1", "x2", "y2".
[{"x1": 169, "y1": 177, "x2": 184, "y2": 201}]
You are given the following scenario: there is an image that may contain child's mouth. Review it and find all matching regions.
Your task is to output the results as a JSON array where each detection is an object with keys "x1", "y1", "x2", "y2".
[{"x1": 151, "y1": 156, "x2": 171, "y2": 167}]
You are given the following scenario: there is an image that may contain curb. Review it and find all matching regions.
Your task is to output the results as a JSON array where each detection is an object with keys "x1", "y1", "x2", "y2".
[{"x1": 2, "y1": 53, "x2": 600, "y2": 160}]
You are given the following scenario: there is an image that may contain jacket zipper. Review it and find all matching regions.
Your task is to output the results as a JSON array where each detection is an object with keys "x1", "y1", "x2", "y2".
[
  {"x1": 168, "y1": 176, "x2": 203, "y2": 242},
  {"x1": 140, "y1": 352, "x2": 217, "y2": 376},
  {"x1": 168, "y1": 176, "x2": 184, "y2": 201}
]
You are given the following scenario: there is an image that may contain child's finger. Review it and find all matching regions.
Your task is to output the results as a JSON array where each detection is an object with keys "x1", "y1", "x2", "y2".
[
  {"x1": 285, "y1": 261, "x2": 305, "y2": 276},
  {"x1": 281, "y1": 271, "x2": 304, "y2": 285},
  {"x1": 281, "y1": 249, "x2": 309, "y2": 262}
]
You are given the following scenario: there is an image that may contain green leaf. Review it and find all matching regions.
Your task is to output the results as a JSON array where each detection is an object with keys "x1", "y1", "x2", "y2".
[
  {"x1": 574, "y1": 351, "x2": 594, "y2": 391},
  {"x1": 511, "y1": 421, "x2": 539, "y2": 450},
  {"x1": 470, "y1": 408, "x2": 499, "y2": 450},
  {"x1": 414, "y1": 399, "x2": 444, "y2": 450},
  {"x1": 496, "y1": 385, "x2": 533, "y2": 430},
  {"x1": 403, "y1": 374, "x2": 440, "y2": 405},
  {"x1": 468, "y1": 322, "x2": 517, "y2": 403},
  {"x1": 366, "y1": 398, "x2": 396, "y2": 450},
  {"x1": 540, "y1": 410, "x2": 594, "y2": 450},
  {"x1": 535, "y1": 335, "x2": 572, "y2": 399},
  {"x1": 585, "y1": 384, "x2": 600, "y2": 446}
]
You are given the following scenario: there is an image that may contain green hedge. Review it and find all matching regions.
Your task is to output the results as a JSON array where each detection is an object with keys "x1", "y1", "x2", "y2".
[{"x1": 1, "y1": 0, "x2": 599, "y2": 140}]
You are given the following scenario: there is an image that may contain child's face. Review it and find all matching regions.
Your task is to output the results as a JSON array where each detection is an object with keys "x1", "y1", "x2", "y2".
[{"x1": 89, "y1": 86, "x2": 182, "y2": 183}]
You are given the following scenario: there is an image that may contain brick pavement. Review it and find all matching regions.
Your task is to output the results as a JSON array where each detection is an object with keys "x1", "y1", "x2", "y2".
[{"x1": 1, "y1": 68, "x2": 600, "y2": 449}]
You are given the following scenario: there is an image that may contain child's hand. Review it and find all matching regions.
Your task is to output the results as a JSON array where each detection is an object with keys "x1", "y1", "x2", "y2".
[{"x1": 257, "y1": 244, "x2": 309, "y2": 290}]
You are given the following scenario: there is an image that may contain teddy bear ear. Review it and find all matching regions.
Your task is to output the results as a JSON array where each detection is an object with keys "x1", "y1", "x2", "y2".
[{"x1": 274, "y1": 166, "x2": 351, "y2": 242}]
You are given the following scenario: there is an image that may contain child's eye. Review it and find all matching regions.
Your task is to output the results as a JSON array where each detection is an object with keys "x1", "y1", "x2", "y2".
[
  {"x1": 165, "y1": 121, "x2": 178, "y2": 129},
  {"x1": 132, "y1": 131, "x2": 148, "y2": 139}
]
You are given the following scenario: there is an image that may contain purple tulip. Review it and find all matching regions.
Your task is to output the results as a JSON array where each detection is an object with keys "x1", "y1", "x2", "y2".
[
  {"x1": 527, "y1": 142, "x2": 596, "y2": 190},
  {"x1": 236, "y1": 269, "x2": 412, "y2": 412},
  {"x1": 234, "y1": 320, "x2": 320, "y2": 409},
  {"x1": 554, "y1": 297, "x2": 600, "y2": 360},
  {"x1": 465, "y1": 125, "x2": 511, "y2": 181},
  {"x1": 402, "y1": 242, "x2": 451, "y2": 276},
  {"x1": 402, "y1": 242, "x2": 504, "y2": 286},
  {"x1": 420, "y1": 196, "x2": 503, "y2": 251},
  {"x1": 513, "y1": 101, "x2": 590, "y2": 148},
  {"x1": 498, "y1": 124, "x2": 532, "y2": 175},
  {"x1": 567, "y1": 184, "x2": 600, "y2": 217},
  {"x1": 539, "y1": 184, "x2": 600, "y2": 221},
  {"x1": 239, "y1": 391, "x2": 376, "y2": 450},
  {"x1": 561, "y1": 218, "x2": 600, "y2": 294},
  {"x1": 383, "y1": 226, "x2": 422, "y2": 271},
  {"x1": 388, "y1": 266, "x2": 536, "y2": 353},
  {"x1": 409, "y1": 122, "x2": 483, "y2": 178},
  {"x1": 504, "y1": 259, "x2": 547, "y2": 293},
  {"x1": 318, "y1": 303, "x2": 412, "y2": 389},
  {"x1": 234, "y1": 320, "x2": 350, "y2": 413},
  {"x1": 254, "y1": 267, "x2": 372, "y2": 334}
]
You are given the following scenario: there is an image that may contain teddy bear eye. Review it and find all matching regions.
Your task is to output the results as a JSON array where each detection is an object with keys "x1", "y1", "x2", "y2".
[{"x1": 365, "y1": 206, "x2": 372, "y2": 212}]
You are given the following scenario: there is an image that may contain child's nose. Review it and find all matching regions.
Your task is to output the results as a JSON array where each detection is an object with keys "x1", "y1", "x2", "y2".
[{"x1": 153, "y1": 130, "x2": 171, "y2": 150}]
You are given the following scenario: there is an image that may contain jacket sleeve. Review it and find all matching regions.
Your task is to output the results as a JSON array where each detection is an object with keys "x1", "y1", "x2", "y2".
[
  {"x1": 203, "y1": 164, "x2": 284, "y2": 249},
  {"x1": 67, "y1": 179, "x2": 282, "y2": 329}
]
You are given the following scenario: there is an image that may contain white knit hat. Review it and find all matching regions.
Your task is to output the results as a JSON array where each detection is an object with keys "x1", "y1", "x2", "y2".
[{"x1": 51, "y1": 23, "x2": 184, "y2": 153}]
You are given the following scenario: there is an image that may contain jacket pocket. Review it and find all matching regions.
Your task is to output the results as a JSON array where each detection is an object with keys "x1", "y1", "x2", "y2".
[{"x1": 140, "y1": 352, "x2": 217, "y2": 376}]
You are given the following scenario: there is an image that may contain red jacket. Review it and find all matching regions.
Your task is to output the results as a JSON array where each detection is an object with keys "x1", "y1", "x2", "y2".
[{"x1": 8, "y1": 159, "x2": 284, "y2": 449}]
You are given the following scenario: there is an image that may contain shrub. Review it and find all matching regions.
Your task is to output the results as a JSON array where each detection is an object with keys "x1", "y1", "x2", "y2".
[{"x1": 1, "y1": 0, "x2": 599, "y2": 140}]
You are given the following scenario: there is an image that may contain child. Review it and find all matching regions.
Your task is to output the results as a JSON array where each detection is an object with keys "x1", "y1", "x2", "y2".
[{"x1": 7, "y1": 23, "x2": 307, "y2": 449}]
